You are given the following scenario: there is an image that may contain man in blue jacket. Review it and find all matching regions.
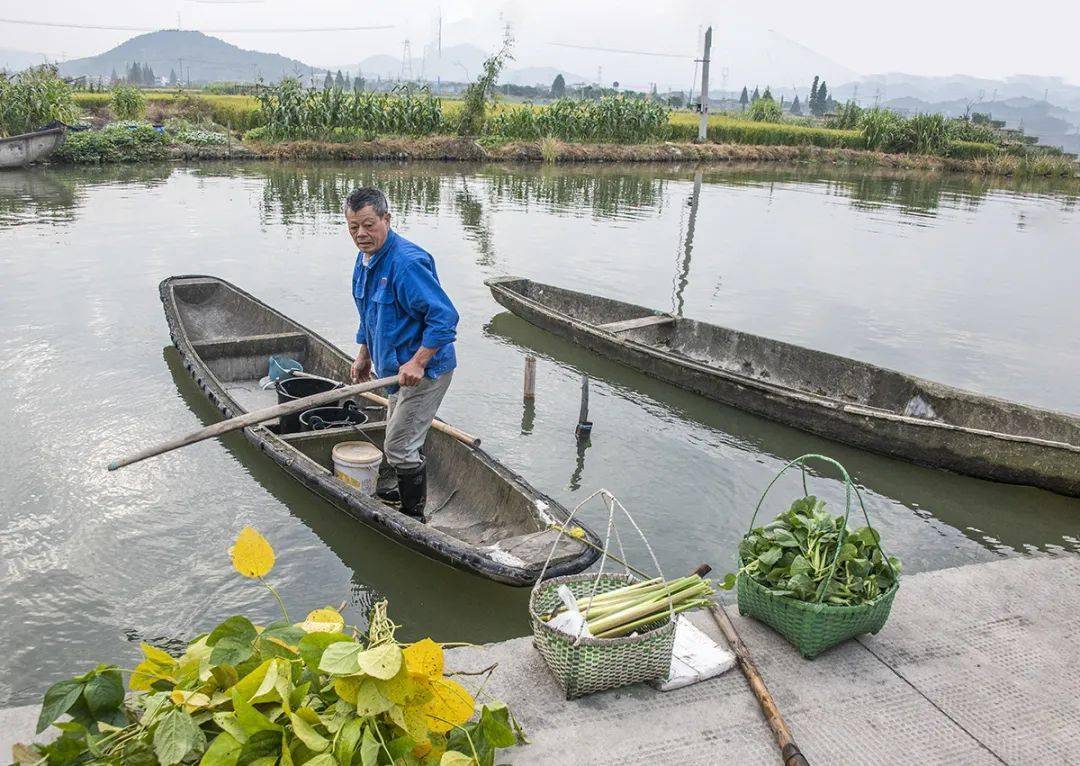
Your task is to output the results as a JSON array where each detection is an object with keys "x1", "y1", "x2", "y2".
[{"x1": 345, "y1": 187, "x2": 459, "y2": 520}]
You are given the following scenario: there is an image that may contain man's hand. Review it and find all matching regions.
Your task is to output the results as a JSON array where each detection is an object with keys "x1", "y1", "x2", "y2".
[
  {"x1": 398, "y1": 359, "x2": 426, "y2": 388},
  {"x1": 350, "y1": 348, "x2": 372, "y2": 383}
]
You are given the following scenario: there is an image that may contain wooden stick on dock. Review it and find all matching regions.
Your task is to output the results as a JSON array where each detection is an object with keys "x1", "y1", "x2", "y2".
[{"x1": 693, "y1": 565, "x2": 811, "y2": 766}]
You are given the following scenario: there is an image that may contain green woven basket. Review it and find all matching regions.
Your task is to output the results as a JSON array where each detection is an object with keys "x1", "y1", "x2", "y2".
[
  {"x1": 736, "y1": 454, "x2": 900, "y2": 659},
  {"x1": 530, "y1": 572, "x2": 675, "y2": 699}
]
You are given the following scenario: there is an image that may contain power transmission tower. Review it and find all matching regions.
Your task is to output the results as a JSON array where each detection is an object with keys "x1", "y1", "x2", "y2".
[{"x1": 401, "y1": 40, "x2": 413, "y2": 82}]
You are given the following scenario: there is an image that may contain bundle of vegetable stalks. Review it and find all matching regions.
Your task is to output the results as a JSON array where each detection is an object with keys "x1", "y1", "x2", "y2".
[{"x1": 543, "y1": 574, "x2": 716, "y2": 638}]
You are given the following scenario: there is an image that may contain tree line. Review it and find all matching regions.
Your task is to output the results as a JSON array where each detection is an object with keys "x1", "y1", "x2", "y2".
[
  {"x1": 737, "y1": 75, "x2": 836, "y2": 117},
  {"x1": 107, "y1": 62, "x2": 180, "y2": 87}
]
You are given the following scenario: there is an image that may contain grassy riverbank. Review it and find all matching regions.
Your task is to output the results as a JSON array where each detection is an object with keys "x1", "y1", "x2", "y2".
[{"x1": 0, "y1": 76, "x2": 1040, "y2": 179}]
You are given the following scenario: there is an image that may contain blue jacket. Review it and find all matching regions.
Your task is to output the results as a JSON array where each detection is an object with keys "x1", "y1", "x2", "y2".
[{"x1": 352, "y1": 229, "x2": 458, "y2": 390}]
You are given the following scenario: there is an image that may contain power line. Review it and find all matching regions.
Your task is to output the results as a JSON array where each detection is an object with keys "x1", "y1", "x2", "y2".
[
  {"x1": 0, "y1": 17, "x2": 393, "y2": 33},
  {"x1": 548, "y1": 42, "x2": 689, "y2": 59}
]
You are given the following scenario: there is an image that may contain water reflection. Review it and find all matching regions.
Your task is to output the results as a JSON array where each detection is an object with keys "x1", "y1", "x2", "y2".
[{"x1": 483, "y1": 311, "x2": 1080, "y2": 557}]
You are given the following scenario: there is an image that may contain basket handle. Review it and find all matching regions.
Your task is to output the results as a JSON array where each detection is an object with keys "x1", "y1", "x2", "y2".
[
  {"x1": 534, "y1": 489, "x2": 673, "y2": 643},
  {"x1": 746, "y1": 454, "x2": 895, "y2": 604}
]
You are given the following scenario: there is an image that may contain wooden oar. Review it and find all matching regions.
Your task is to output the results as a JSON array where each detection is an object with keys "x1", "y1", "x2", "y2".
[
  {"x1": 291, "y1": 371, "x2": 480, "y2": 447},
  {"x1": 107, "y1": 376, "x2": 398, "y2": 471}
]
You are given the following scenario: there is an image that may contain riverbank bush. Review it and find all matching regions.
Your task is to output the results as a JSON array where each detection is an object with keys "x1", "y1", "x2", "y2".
[
  {"x1": 0, "y1": 65, "x2": 79, "y2": 136},
  {"x1": 53, "y1": 122, "x2": 167, "y2": 163},
  {"x1": 487, "y1": 96, "x2": 669, "y2": 143}
]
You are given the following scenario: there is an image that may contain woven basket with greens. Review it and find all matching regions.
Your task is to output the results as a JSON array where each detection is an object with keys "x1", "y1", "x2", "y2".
[{"x1": 723, "y1": 454, "x2": 901, "y2": 659}]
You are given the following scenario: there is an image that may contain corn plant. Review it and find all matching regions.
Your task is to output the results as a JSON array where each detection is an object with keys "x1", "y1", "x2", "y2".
[
  {"x1": 110, "y1": 84, "x2": 145, "y2": 120},
  {"x1": 0, "y1": 65, "x2": 79, "y2": 137},
  {"x1": 487, "y1": 96, "x2": 669, "y2": 143},
  {"x1": 256, "y1": 79, "x2": 444, "y2": 140}
]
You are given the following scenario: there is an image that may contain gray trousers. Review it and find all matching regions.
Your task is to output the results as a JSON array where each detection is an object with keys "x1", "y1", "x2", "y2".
[{"x1": 383, "y1": 371, "x2": 454, "y2": 470}]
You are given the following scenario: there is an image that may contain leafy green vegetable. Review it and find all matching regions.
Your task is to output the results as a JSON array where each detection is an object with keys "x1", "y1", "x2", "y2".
[
  {"x1": 721, "y1": 495, "x2": 901, "y2": 606},
  {"x1": 18, "y1": 527, "x2": 524, "y2": 766}
]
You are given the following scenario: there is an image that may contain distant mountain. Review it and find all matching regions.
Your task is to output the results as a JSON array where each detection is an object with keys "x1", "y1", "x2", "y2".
[
  {"x1": 827, "y1": 73, "x2": 1080, "y2": 154},
  {"x1": 57, "y1": 30, "x2": 314, "y2": 83},
  {"x1": 505, "y1": 67, "x2": 589, "y2": 88},
  {"x1": 326, "y1": 44, "x2": 587, "y2": 87}
]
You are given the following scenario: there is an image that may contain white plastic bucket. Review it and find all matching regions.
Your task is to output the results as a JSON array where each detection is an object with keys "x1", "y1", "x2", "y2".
[{"x1": 332, "y1": 441, "x2": 382, "y2": 496}]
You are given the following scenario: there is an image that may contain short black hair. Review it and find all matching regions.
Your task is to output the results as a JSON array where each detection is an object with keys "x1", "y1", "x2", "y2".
[{"x1": 343, "y1": 187, "x2": 389, "y2": 216}]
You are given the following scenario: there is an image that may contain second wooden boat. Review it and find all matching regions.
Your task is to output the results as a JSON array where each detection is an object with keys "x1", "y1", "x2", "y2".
[
  {"x1": 486, "y1": 276, "x2": 1080, "y2": 497},
  {"x1": 0, "y1": 125, "x2": 66, "y2": 169},
  {"x1": 162, "y1": 275, "x2": 600, "y2": 585}
]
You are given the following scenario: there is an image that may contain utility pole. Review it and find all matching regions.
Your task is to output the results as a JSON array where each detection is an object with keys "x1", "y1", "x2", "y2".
[{"x1": 697, "y1": 26, "x2": 712, "y2": 142}]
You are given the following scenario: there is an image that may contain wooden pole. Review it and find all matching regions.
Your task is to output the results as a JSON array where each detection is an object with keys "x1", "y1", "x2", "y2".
[
  {"x1": 107, "y1": 376, "x2": 398, "y2": 471},
  {"x1": 356, "y1": 390, "x2": 480, "y2": 447},
  {"x1": 523, "y1": 355, "x2": 536, "y2": 400},
  {"x1": 704, "y1": 595, "x2": 810, "y2": 764},
  {"x1": 575, "y1": 374, "x2": 592, "y2": 439}
]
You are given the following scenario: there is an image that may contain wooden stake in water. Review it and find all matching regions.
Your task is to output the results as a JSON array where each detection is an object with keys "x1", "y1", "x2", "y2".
[
  {"x1": 575, "y1": 374, "x2": 592, "y2": 439},
  {"x1": 523, "y1": 355, "x2": 536, "y2": 400}
]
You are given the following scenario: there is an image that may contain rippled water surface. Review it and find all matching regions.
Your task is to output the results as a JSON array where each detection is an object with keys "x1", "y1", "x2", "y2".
[{"x1": 2, "y1": 161, "x2": 1079, "y2": 704}]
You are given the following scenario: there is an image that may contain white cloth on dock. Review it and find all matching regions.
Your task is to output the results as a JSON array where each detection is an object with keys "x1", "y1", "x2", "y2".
[{"x1": 650, "y1": 615, "x2": 735, "y2": 691}]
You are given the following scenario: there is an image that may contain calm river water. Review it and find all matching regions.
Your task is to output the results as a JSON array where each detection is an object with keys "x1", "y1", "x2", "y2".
[{"x1": 2, "y1": 161, "x2": 1078, "y2": 705}]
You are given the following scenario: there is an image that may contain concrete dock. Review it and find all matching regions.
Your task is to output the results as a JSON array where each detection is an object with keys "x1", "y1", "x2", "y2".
[{"x1": 3, "y1": 555, "x2": 1077, "y2": 764}]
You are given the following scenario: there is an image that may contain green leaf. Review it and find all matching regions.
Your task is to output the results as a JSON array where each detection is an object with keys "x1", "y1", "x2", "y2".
[
  {"x1": 36, "y1": 679, "x2": 84, "y2": 733},
  {"x1": 788, "y1": 555, "x2": 812, "y2": 578},
  {"x1": 299, "y1": 633, "x2": 353, "y2": 672},
  {"x1": 333, "y1": 716, "x2": 364, "y2": 765},
  {"x1": 237, "y1": 730, "x2": 282, "y2": 766},
  {"x1": 209, "y1": 616, "x2": 258, "y2": 647},
  {"x1": 233, "y1": 695, "x2": 281, "y2": 734},
  {"x1": 319, "y1": 643, "x2": 362, "y2": 675},
  {"x1": 719, "y1": 573, "x2": 737, "y2": 590},
  {"x1": 479, "y1": 703, "x2": 516, "y2": 748},
  {"x1": 83, "y1": 668, "x2": 124, "y2": 718},
  {"x1": 302, "y1": 754, "x2": 336, "y2": 766},
  {"x1": 356, "y1": 644, "x2": 403, "y2": 680},
  {"x1": 200, "y1": 732, "x2": 242, "y2": 766},
  {"x1": 354, "y1": 679, "x2": 393, "y2": 717},
  {"x1": 757, "y1": 546, "x2": 782, "y2": 568},
  {"x1": 288, "y1": 713, "x2": 330, "y2": 752},
  {"x1": 768, "y1": 528, "x2": 800, "y2": 548},
  {"x1": 440, "y1": 752, "x2": 475, "y2": 766},
  {"x1": 214, "y1": 712, "x2": 250, "y2": 744},
  {"x1": 211, "y1": 637, "x2": 254, "y2": 668},
  {"x1": 153, "y1": 707, "x2": 207, "y2": 765},
  {"x1": 258, "y1": 623, "x2": 306, "y2": 659},
  {"x1": 359, "y1": 726, "x2": 379, "y2": 766}
]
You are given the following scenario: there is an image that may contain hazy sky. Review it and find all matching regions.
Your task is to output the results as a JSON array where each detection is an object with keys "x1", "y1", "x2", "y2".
[{"x1": 4, "y1": 0, "x2": 1080, "y2": 84}]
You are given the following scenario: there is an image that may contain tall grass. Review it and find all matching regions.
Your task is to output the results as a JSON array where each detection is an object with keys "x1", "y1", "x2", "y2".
[
  {"x1": 669, "y1": 115, "x2": 864, "y2": 149},
  {"x1": 487, "y1": 96, "x2": 669, "y2": 143},
  {"x1": 0, "y1": 65, "x2": 79, "y2": 137}
]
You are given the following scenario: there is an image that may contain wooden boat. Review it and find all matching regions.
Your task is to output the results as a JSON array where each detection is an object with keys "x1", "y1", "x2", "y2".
[
  {"x1": 0, "y1": 125, "x2": 66, "y2": 169},
  {"x1": 486, "y1": 277, "x2": 1080, "y2": 497},
  {"x1": 161, "y1": 275, "x2": 600, "y2": 585}
]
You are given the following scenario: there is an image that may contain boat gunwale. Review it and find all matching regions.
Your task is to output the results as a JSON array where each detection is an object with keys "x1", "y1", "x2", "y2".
[
  {"x1": 160, "y1": 274, "x2": 600, "y2": 585},
  {"x1": 485, "y1": 276, "x2": 1080, "y2": 456}
]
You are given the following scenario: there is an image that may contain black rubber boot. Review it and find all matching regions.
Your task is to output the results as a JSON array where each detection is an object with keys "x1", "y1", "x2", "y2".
[{"x1": 395, "y1": 460, "x2": 427, "y2": 521}]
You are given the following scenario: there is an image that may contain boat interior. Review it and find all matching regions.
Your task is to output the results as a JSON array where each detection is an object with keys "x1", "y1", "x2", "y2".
[
  {"x1": 167, "y1": 277, "x2": 587, "y2": 570},
  {"x1": 500, "y1": 278, "x2": 1080, "y2": 445}
]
